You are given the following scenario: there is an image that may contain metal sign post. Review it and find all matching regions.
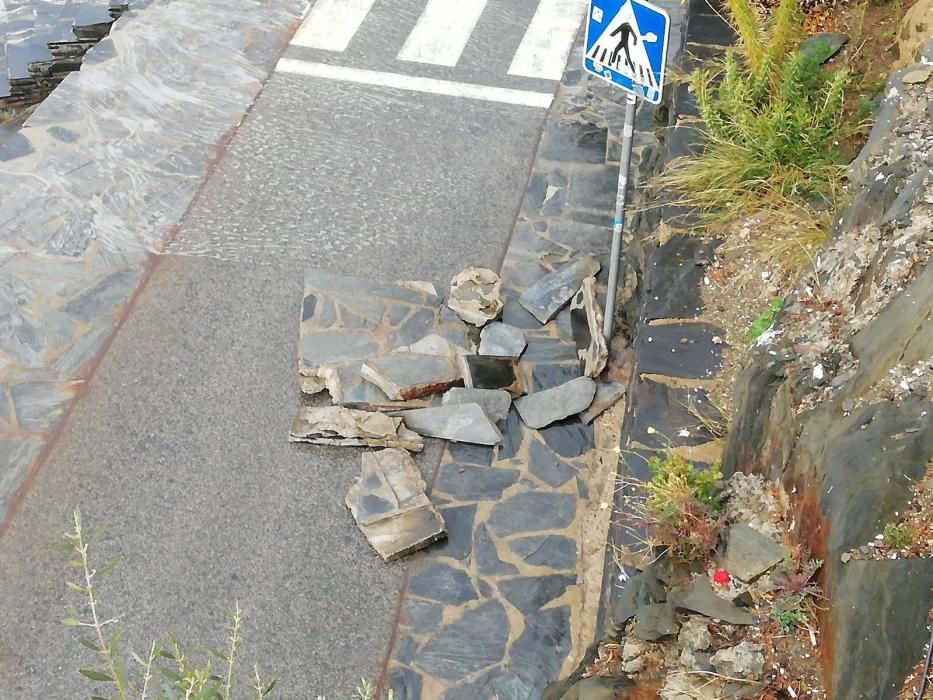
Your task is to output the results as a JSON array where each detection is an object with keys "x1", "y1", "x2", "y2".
[{"x1": 582, "y1": 0, "x2": 671, "y2": 341}]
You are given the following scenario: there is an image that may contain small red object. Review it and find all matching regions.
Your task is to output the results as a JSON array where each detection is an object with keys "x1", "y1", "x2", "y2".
[{"x1": 713, "y1": 569, "x2": 731, "y2": 586}]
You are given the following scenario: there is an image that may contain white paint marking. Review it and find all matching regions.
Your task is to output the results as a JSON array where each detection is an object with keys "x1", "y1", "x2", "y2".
[
  {"x1": 398, "y1": 0, "x2": 488, "y2": 67},
  {"x1": 291, "y1": 0, "x2": 378, "y2": 52},
  {"x1": 276, "y1": 59, "x2": 553, "y2": 108},
  {"x1": 509, "y1": 0, "x2": 588, "y2": 80}
]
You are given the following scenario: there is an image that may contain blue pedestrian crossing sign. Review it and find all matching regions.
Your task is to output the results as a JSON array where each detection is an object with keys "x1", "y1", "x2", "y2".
[{"x1": 583, "y1": 0, "x2": 671, "y2": 104}]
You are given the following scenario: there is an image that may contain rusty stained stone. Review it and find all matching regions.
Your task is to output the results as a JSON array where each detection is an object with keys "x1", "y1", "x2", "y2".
[
  {"x1": 289, "y1": 406, "x2": 423, "y2": 452},
  {"x1": 346, "y1": 448, "x2": 446, "y2": 561},
  {"x1": 360, "y1": 353, "x2": 462, "y2": 400}
]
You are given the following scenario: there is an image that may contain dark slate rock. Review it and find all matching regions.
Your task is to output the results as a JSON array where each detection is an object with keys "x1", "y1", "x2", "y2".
[
  {"x1": 507, "y1": 536, "x2": 577, "y2": 570},
  {"x1": 501, "y1": 297, "x2": 546, "y2": 330},
  {"x1": 580, "y1": 381, "x2": 626, "y2": 423},
  {"x1": 629, "y1": 379, "x2": 718, "y2": 448},
  {"x1": 686, "y1": 12, "x2": 736, "y2": 45},
  {"x1": 402, "y1": 599, "x2": 443, "y2": 635},
  {"x1": 515, "y1": 377, "x2": 597, "y2": 430},
  {"x1": 522, "y1": 337, "x2": 579, "y2": 362},
  {"x1": 407, "y1": 563, "x2": 478, "y2": 605},
  {"x1": 434, "y1": 505, "x2": 476, "y2": 561},
  {"x1": 446, "y1": 441, "x2": 495, "y2": 466},
  {"x1": 611, "y1": 564, "x2": 668, "y2": 628},
  {"x1": 496, "y1": 408, "x2": 525, "y2": 460},
  {"x1": 538, "y1": 121, "x2": 608, "y2": 164},
  {"x1": 488, "y1": 492, "x2": 577, "y2": 536},
  {"x1": 439, "y1": 668, "x2": 538, "y2": 700},
  {"x1": 461, "y1": 355, "x2": 524, "y2": 396},
  {"x1": 394, "y1": 636, "x2": 419, "y2": 665},
  {"x1": 576, "y1": 476, "x2": 589, "y2": 499},
  {"x1": 547, "y1": 221, "x2": 612, "y2": 255},
  {"x1": 539, "y1": 417, "x2": 593, "y2": 458},
  {"x1": 301, "y1": 293, "x2": 317, "y2": 322},
  {"x1": 434, "y1": 464, "x2": 520, "y2": 501},
  {"x1": 529, "y1": 439, "x2": 577, "y2": 487},
  {"x1": 721, "y1": 523, "x2": 788, "y2": 582},
  {"x1": 670, "y1": 577, "x2": 756, "y2": 625},
  {"x1": 413, "y1": 601, "x2": 510, "y2": 681},
  {"x1": 569, "y1": 167, "x2": 619, "y2": 211},
  {"x1": 800, "y1": 32, "x2": 848, "y2": 64},
  {"x1": 521, "y1": 171, "x2": 548, "y2": 219},
  {"x1": 510, "y1": 606, "x2": 573, "y2": 682},
  {"x1": 387, "y1": 666, "x2": 423, "y2": 700},
  {"x1": 533, "y1": 364, "x2": 584, "y2": 391},
  {"x1": 61, "y1": 268, "x2": 142, "y2": 323},
  {"x1": 643, "y1": 235, "x2": 719, "y2": 321},
  {"x1": 634, "y1": 322, "x2": 724, "y2": 379},
  {"x1": 519, "y1": 255, "x2": 600, "y2": 324},
  {"x1": 499, "y1": 574, "x2": 576, "y2": 614},
  {"x1": 635, "y1": 602, "x2": 679, "y2": 641},
  {"x1": 831, "y1": 559, "x2": 933, "y2": 699},
  {"x1": 662, "y1": 124, "x2": 705, "y2": 160},
  {"x1": 474, "y1": 524, "x2": 519, "y2": 576}
]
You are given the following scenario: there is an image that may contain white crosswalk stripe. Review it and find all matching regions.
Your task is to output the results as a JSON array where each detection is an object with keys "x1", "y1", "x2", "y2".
[
  {"x1": 291, "y1": 0, "x2": 379, "y2": 52},
  {"x1": 508, "y1": 0, "x2": 589, "y2": 80},
  {"x1": 397, "y1": 0, "x2": 489, "y2": 67},
  {"x1": 289, "y1": 0, "x2": 587, "y2": 82}
]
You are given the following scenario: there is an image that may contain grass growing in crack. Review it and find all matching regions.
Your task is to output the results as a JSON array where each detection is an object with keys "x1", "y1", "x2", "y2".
[
  {"x1": 746, "y1": 297, "x2": 785, "y2": 342},
  {"x1": 62, "y1": 508, "x2": 276, "y2": 699},
  {"x1": 882, "y1": 522, "x2": 916, "y2": 549},
  {"x1": 769, "y1": 558, "x2": 824, "y2": 635},
  {"x1": 659, "y1": 0, "x2": 856, "y2": 284},
  {"x1": 621, "y1": 454, "x2": 726, "y2": 565}
]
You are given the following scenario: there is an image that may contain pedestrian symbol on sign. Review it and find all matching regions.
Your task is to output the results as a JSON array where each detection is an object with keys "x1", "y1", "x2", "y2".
[{"x1": 583, "y1": 0, "x2": 670, "y2": 103}]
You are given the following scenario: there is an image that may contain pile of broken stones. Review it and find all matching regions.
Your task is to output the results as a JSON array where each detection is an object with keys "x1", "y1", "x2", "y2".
[{"x1": 289, "y1": 259, "x2": 624, "y2": 560}]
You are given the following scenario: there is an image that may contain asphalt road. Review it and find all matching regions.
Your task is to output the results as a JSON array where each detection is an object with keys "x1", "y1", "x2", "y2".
[{"x1": 0, "y1": 0, "x2": 578, "y2": 696}]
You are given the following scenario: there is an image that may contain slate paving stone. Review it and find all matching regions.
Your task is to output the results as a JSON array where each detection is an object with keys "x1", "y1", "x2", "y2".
[
  {"x1": 515, "y1": 377, "x2": 596, "y2": 429},
  {"x1": 499, "y1": 574, "x2": 576, "y2": 614},
  {"x1": 361, "y1": 353, "x2": 462, "y2": 401},
  {"x1": 538, "y1": 121, "x2": 608, "y2": 164},
  {"x1": 580, "y1": 381, "x2": 626, "y2": 424},
  {"x1": 629, "y1": 379, "x2": 718, "y2": 448},
  {"x1": 394, "y1": 636, "x2": 419, "y2": 665},
  {"x1": 387, "y1": 666, "x2": 423, "y2": 700},
  {"x1": 635, "y1": 322, "x2": 725, "y2": 379},
  {"x1": 433, "y1": 463, "x2": 520, "y2": 501},
  {"x1": 521, "y1": 337, "x2": 580, "y2": 363},
  {"x1": 446, "y1": 441, "x2": 495, "y2": 467},
  {"x1": 546, "y1": 222, "x2": 611, "y2": 255},
  {"x1": 507, "y1": 535, "x2": 578, "y2": 571},
  {"x1": 479, "y1": 322, "x2": 526, "y2": 358},
  {"x1": 519, "y1": 254, "x2": 600, "y2": 324},
  {"x1": 496, "y1": 408, "x2": 525, "y2": 460},
  {"x1": 501, "y1": 297, "x2": 546, "y2": 330},
  {"x1": 442, "y1": 388, "x2": 511, "y2": 422},
  {"x1": 474, "y1": 524, "x2": 520, "y2": 576},
  {"x1": 509, "y1": 606, "x2": 573, "y2": 683},
  {"x1": 569, "y1": 168, "x2": 618, "y2": 211},
  {"x1": 532, "y1": 363, "x2": 583, "y2": 391},
  {"x1": 529, "y1": 439, "x2": 578, "y2": 487},
  {"x1": 10, "y1": 380, "x2": 74, "y2": 432},
  {"x1": 438, "y1": 668, "x2": 538, "y2": 700},
  {"x1": 539, "y1": 417, "x2": 593, "y2": 458},
  {"x1": 413, "y1": 601, "x2": 510, "y2": 681},
  {"x1": 434, "y1": 505, "x2": 476, "y2": 561},
  {"x1": 487, "y1": 492, "x2": 577, "y2": 536},
  {"x1": 643, "y1": 235, "x2": 719, "y2": 321},
  {"x1": 460, "y1": 355, "x2": 524, "y2": 397},
  {"x1": 61, "y1": 267, "x2": 141, "y2": 323},
  {"x1": 402, "y1": 599, "x2": 444, "y2": 635},
  {"x1": 408, "y1": 563, "x2": 478, "y2": 606},
  {"x1": 397, "y1": 404, "x2": 501, "y2": 445}
]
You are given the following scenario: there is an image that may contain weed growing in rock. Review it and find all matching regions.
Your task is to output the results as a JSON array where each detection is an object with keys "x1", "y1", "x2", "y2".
[
  {"x1": 882, "y1": 522, "x2": 916, "y2": 549},
  {"x1": 62, "y1": 509, "x2": 277, "y2": 699},
  {"x1": 768, "y1": 557, "x2": 824, "y2": 635},
  {"x1": 746, "y1": 297, "x2": 785, "y2": 342},
  {"x1": 628, "y1": 454, "x2": 726, "y2": 564}
]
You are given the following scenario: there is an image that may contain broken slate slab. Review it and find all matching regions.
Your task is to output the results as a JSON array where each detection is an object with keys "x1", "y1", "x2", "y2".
[
  {"x1": 570, "y1": 276, "x2": 608, "y2": 377},
  {"x1": 519, "y1": 254, "x2": 600, "y2": 323},
  {"x1": 479, "y1": 322, "x2": 526, "y2": 358},
  {"x1": 346, "y1": 448, "x2": 446, "y2": 561},
  {"x1": 289, "y1": 406, "x2": 424, "y2": 452},
  {"x1": 397, "y1": 404, "x2": 502, "y2": 445},
  {"x1": 393, "y1": 334, "x2": 472, "y2": 358},
  {"x1": 460, "y1": 355, "x2": 525, "y2": 397},
  {"x1": 514, "y1": 377, "x2": 597, "y2": 429},
  {"x1": 720, "y1": 523, "x2": 788, "y2": 582},
  {"x1": 448, "y1": 267, "x2": 504, "y2": 327},
  {"x1": 580, "y1": 381, "x2": 626, "y2": 424},
  {"x1": 670, "y1": 577, "x2": 756, "y2": 625},
  {"x1": 634, "y1": 602, "x2": 680, "y2": 641},
  {"x1": 360, "y1": 353, "x2": 462, "y2": 400},
  {"x1": 442, "y1": 388, "x2": 512, "y2": 422}
]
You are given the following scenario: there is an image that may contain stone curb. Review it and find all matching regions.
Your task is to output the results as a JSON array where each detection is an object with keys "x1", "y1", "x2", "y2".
[{"x1": 0, "y1": 0, "x2": 305, "y2": 528}]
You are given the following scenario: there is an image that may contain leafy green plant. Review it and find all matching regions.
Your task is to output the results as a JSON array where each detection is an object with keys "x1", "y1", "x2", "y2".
[
  {"x1": 882, "y1": 522, "x2": 915, "y2": 549},
  {"x1": 747, "y1": 297, "x2": 784, "y2": 342},
  {"x1": 316, "y1": 680, "x2": 394, "y2": 700},
  {"x1": 62, "y1": 508, "x2": 276, "y2": 699},
  {"x1": 770, "y1": 595, "x2": 809, "y2": 633},
  {"x1": 770, "y1": 557, "x2": 824, "y2": 633}
]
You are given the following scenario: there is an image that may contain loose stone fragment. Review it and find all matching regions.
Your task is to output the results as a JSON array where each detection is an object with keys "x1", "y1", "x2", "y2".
[
  {"x1": 710, "y1": 642, "x2": 765, "y2": 680},
  {"x1": 570, "y1": 277, "x2": 608, "y2": 377},
  {"x1": 720, "y1": 523, "x2": 788, "y2": 582},
  {"x1": 360, "y1": 353, "x2": 462, "y2": 400},
  {"x1": 514, "y1": 377, "x2": 597, "y2": 429},
  {"x1": 479, "y1": 322, "x2": 526, "y2": 357},
  {"x1": 441, "y1": 388, "x2": 512, "y2": 421},
  {"x1": 669, "y1": 577, "x2": 756, "y2": 625},
  {"x1": 679, "y1": 617, "x2": 712, "y2": 651},
  {"x1": 289, "y1": 406, "x2": 423, "y2": 452},
  {"x1": 345, "y1": 449, "x2": 446, "y2": 561},
  {"x1": 460, "y1": 355, "x2": 525, "y2": 397},
  {"x1": 448, "y1": 267, "x2": 504, "y2": 327},
  {"x1": 634, "y1": 602, "x2": 679, "y2": 641},
  {"x1": 397, "y1": 404, "x2": 502, "y2": 445},
  {"x1": 579, "y1": 381, "x2": 626, "y2": 423},
  {"x1": 519, "y1": 254, "x2": 600, "y2": 323},
  {"x1": 394, "y1": 333, "x2": 472, "y2": 357},
  {"x1": 395, "y1": 280, "x2": 438, "y2": 295},
  {"x1": 799, "y1": 32, "x2": 849, "y2": 64}
]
